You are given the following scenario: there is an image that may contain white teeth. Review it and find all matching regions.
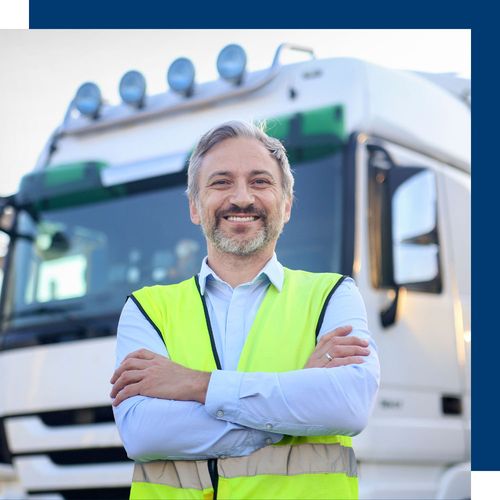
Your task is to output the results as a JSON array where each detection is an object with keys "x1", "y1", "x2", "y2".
[{"x1": 227, "y1": 216, "x2": 257, "y2": 222}]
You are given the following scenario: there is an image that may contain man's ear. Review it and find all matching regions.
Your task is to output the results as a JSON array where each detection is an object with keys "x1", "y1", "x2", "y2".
[{"x1": 189, "y1": 197, "x2": 201, "y2": 225}]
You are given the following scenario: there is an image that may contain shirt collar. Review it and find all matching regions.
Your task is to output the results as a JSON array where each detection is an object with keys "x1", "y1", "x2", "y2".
[{"x1": 198, "y1": 253, "x2": 284, "y2": 295}]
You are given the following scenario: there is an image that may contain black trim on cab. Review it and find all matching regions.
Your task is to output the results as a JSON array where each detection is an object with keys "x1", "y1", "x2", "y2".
[
  {"x1": 0, "y1": 208, "x2": 19, "y2": 335},
  {"x1": 0, "y1": 313, "x2": 120, "y2": 352},
  {"x1": 13, "y1": 447, "x2": 128, "y2": 465},
  {"x1": 28, "y1": 487, "x2": 130, "y2": 500},
  {"x1": 340, "y1": 133, "x2": 358, "y2": 276},
  {"x1": 0, "y1": 418, "x2": 12, "y2": 464},
  {"x1": 4, "y1": 405, "x2": 115, "y2": 426}
]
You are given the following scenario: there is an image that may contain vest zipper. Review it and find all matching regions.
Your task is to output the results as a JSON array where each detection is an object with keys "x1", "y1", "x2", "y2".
[{"x1": 208, "y1": 458, "x2": 219, "y2": 499}]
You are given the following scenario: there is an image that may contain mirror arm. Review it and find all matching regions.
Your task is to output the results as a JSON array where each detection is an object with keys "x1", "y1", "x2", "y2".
[
  {"x1": 380, "y1": 286, "x2": 400, "y2": 328},
  {"x1": 0, "y1": 227, "x2": 34, "y2": 241}
]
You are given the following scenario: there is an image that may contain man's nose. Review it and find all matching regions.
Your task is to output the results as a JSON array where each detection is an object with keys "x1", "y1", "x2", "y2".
[{"x1": 229, "y1": 182, "x2": 255, "y2": 206}]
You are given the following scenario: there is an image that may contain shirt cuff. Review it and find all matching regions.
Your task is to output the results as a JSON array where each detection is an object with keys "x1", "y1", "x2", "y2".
[
  {"x1": 205, "y1": 369, "x2": 244, "y2": 421},
  {"x1": 205, "y1": 370, "x2": 283, "y2": 447}
]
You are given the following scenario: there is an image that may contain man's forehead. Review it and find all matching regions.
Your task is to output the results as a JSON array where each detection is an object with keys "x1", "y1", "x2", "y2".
[{"x1": 200, "y1": 136, "x2": 279, "y2": 173}]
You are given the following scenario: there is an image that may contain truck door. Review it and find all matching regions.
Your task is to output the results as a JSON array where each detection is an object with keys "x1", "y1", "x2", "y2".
[{"x1": 353, "y1": 136, "x2": 469, "y2": 498}]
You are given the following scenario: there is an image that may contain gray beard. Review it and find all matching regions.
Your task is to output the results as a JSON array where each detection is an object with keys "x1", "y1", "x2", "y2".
[
  {"x1": 210, "y1": 225, "x2": 269, "y2": 256},
  {"x1": 202, "y1": 216, "x2": 283, "y2": 257}
]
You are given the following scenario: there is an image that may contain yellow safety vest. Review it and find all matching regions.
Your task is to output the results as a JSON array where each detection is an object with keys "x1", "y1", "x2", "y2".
[{"x1": 129, "y1": 268, "x2": 358, "y2": 499}]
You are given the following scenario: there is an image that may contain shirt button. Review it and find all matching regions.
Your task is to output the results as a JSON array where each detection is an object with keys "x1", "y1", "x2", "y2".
[
  {"x1": 265, "y1": 423, "x2": 273, "y2": 430},
  {"x1": 265, "y1": 438, "x2": 273, "y2": 445},
  {"x1": 216, "y1": 410, "x2": 224, "y2": 418}
]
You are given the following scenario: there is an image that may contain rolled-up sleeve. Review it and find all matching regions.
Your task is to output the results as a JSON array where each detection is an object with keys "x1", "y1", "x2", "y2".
[{"x1": 204, "y1": 279, "x2": 380, "y2": 436}]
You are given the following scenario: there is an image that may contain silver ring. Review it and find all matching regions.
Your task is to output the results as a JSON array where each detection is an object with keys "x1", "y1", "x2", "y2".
[{"x1": 324, "y1": 352, "x2": 333, "y2": 361}]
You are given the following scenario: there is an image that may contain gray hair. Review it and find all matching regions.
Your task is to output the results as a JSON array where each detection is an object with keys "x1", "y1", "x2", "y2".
[{"x1": 187, "y1": 120, "x2": 294, "y2": 202}]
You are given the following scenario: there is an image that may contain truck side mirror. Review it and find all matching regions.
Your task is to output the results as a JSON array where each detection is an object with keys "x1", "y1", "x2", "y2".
[
  {"x1": 389, "y1": 168, "x2": 441, "y2": 290},
  {"x1": 368, "y1": 145, "x2": 442, "y2": 328}
]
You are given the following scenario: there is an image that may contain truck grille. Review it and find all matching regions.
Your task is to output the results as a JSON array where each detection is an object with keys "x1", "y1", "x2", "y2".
[{"x1": 5, "y1": 406, "x2": 133, "y2": 496}]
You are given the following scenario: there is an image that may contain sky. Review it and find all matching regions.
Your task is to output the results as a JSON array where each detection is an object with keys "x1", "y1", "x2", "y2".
[{"x1": 0, "y1": 29, "x2": 470, "y2": 197}]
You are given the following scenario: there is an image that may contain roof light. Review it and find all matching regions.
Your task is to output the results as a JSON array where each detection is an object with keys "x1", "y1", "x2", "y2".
[
  {"x1": 167, "y1": 57, "x2": 195, "y2": 97},
  {"x1": 119, "y1": 70, "x2": 146, "y2": 108},
  {"x1": 217, "y1": 44, "x2": 247, "y2": 85},
  {"x1": 74, "y1": 82, "x2": 102, "y2": 118}
]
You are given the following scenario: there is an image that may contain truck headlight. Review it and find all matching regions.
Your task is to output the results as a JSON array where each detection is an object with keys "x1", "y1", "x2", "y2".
[
  {"x1": 216, "y1": 44, "x2": 247, "y2": 85},
  {"x1": 167, "y1": 57, "x2": 195, "y2": 97},
  {"x1": 74, "y1": 82, "x2": 102, "y2": 118},
  {"x1": 119, "y1": 70, "x2": 146, "y2": 108}
]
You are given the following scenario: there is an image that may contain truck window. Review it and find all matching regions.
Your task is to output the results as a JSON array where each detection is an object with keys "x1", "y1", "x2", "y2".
[{"x1": 1, "y1": 145, "x2": 351, "y2": 340}]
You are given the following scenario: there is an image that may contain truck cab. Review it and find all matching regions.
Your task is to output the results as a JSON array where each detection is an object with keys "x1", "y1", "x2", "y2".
[{"x1": 0, "y1": 44, "x2": 470, "y2": 499}]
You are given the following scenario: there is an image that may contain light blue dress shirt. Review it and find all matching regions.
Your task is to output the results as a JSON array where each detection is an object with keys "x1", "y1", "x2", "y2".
[{"x1": 113, "y1": 254, "x2": 380, "y2": 462}]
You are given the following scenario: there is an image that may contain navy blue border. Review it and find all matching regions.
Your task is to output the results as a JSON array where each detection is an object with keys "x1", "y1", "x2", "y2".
[
  {"x1": 471, "y1": 28, "x2": 494, "y2": 471},
  {"x1": 28, "y1": 0, "x2": 490, "y2": 474},
  {"x1": 29, "y1": 1, "x2": 472, "y2": 28}
]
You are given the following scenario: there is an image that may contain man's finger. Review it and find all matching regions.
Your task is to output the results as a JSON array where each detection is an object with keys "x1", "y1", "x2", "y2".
[
  {"x1": 110, "y1": 370, "x2": 144, "y2": 398},
  {"x1": 123, "y1": 349, "x2": 156, "y2": 362},
  {"x1": 318, "y1": 326, "x2": 353, "y2": 344},
  {"x1": 110, "y1": 358, "x2": 150, "y2": 384},
  {"x1": 330, "y1": 345, "x2": 370, "y2": 358},
  {"x1": 321, "y1": 336, "x2": 369, "y2": 349},
  {"x1": 327, "y1": 356, "x2": 365, "y2": 367},
  {"x1": 112, "y1": 382, "x2": 142, "y2": 407},
  {"x1": 312, "y1": 336, "x2": 369, "y2": 362}
]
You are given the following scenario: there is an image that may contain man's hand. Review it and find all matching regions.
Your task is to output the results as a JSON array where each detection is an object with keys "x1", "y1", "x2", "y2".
[
  {"x1": 304, "y1": 326, "x2": 370, "y2": 368},
  {"x1": 110, "y1": 349, "x2": 211, "y2": 407}
]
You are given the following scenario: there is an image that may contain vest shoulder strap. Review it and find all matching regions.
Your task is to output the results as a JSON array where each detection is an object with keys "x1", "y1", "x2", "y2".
[{"x1": 129, "y1": 277, "x2": 197, "y2": 343}]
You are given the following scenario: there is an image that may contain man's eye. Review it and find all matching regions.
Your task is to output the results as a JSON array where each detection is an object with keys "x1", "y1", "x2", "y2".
[
  {"x1": 211, "y1": 180, "x2": 229, "y2": 186},
  {"x1": 253, "y1": 178, "x2": 271, "y2": 185}
]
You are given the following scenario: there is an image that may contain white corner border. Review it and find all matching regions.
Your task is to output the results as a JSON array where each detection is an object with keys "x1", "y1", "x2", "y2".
[
  {"x1": 0, "y1": 0, "x2": 29, "y2": 29},
  {"x1": 472, "y1": 471, "x2": 500, "y2": 499}
]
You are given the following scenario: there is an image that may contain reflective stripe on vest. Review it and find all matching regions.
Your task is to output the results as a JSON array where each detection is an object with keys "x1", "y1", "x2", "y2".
[
  {"x1": 131, "y1": 460, "x2": 214, "y2": 499},
  {"x1": 129, "y1": 268, "x2": 357, "y2": 499}
]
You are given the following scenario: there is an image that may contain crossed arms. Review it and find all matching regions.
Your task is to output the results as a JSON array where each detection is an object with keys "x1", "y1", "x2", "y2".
[{"x1": 111, "y1": 280, "x2": 380, "y2": 462}]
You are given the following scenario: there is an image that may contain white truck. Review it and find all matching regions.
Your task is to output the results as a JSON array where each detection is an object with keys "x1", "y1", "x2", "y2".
[{"x1": 0, "y1": 43, "x2": 470, "y2": 499}]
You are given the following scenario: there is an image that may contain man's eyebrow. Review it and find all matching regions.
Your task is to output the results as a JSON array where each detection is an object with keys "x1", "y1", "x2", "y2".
[
  {"x1": 250, "y1": 170, "x2": 275, "y2": 177},
  {"x1": 206, "y1": 171, "x2": 233, "y2": 181},
  {"x1": 206, "y1": 169, "x2": 276, "y2": 182}
]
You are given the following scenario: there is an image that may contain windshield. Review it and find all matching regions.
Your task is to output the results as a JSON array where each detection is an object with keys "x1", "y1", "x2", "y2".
[
  {"x1": 1, "y1": 149, "x2": 349, "y2": 334},
  {"x1": 2, "y1": 98, "x2": 353, "y2": 345}
]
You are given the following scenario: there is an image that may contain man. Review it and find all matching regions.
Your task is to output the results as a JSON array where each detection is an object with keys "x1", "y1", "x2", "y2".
[{"x1": 110, "y1": 121, "x2": 380, "y2": 499}]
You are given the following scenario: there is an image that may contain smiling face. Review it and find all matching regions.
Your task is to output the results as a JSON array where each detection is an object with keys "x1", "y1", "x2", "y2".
[{"x1": 189, "y1": 136, "x2": 292, "y2": 258}]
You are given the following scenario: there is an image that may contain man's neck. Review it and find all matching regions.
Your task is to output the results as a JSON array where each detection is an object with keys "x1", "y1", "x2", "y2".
[{"x1": 206, "y1": 246, "x2": 275, "y2": 288}]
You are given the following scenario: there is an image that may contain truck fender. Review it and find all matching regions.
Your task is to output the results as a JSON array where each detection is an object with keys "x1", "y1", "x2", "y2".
[{"x1": 436, "y1": 462, "x2": 471, "y2": 500}]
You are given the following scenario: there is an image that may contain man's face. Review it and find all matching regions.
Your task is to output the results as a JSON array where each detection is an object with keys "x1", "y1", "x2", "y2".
[{"x1": 190, "y1": 136, "x2": 292, "y2": 257}]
